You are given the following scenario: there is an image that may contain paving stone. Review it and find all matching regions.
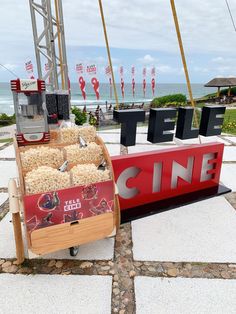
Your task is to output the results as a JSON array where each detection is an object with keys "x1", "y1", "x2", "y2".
[
  {"x1": 55, "y1": 261, "x2": 63, "y2": 268},
  {"x1": 0, "y1": 193, "x2": 8, "y2": 207},
  {"x1": 223, "y1": 147, "x2": 236, "y2": 161},
  {"x1": 132, "y1": 197, "x2": 236, "y2": 263},
  {"x1": 0, "y1": 213, "x2": 27, "y2": 259},
  {"x1": 135, "y1": 277, "x2": 236, "y2": 314},
  {"x1": 0, "y1": 145, "x2": 15, "y2": 158},
  {"x1": 221, "y1": 271, "x2": 231, "y2": 279},
  {"x1": 1, "y1": 261, "x2": 11, "y2": 268},
  {"x1": 80, "y1": 262, "x2": 93, "y2": 269},
  {"x1": 167, "y1": 268, "x2": 178, "y2": 277},
  {"x1": 47, "y1": 260, "x2": 56, "y2": 267},
  {"x1": 225, "y1": 136, "x2": 236, "y2": 144},
  {"x1": 221, "y1": 164, "x2": 236, "y2": 192},
  {"x1": 0, "y1": 161, "x2": 17, "y2": 187},
  {"x1": 2, "y1": 265, "x2": 18, "y2": 273},
  {"x1": 0, "y1": 274, "x2": 112, "y2": 314}
]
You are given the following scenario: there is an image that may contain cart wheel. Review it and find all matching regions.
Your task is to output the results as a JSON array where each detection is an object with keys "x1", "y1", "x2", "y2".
[{"x1": 69, "y1": 246, "x2": 79, "y2": 257}]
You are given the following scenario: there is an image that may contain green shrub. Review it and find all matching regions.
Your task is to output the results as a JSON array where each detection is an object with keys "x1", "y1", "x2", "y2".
[
  {"x1": 0, "y1": 113, "x2": 16, "y2": 126},
  {"x1": 71, "y1": 107, "x2": 87, "y2": 126},
  {"x1": 89, "y1": 114, "x2": 97, "y2": 126},
  {"x1": 151, "y1": 94, "x2": 187, "y2": 108}
]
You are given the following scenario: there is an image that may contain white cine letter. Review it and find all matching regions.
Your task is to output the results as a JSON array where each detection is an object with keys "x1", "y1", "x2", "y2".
[
  {"x1": 152, "y1": 162, "x2": 162, "y2": 193},
  {"x1": 171, "y1": 157, "x2": 194, "y2": 189},
  {"x1": 117, "y1": 167, "x2": 141, "y2": 199},
  {"x1": 200, "y1": 153, "x2": 215, "y2": 182}
]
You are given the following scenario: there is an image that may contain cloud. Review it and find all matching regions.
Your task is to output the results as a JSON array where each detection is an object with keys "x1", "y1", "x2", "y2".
[
  {"x1": 193, "y1": 66, "x2": 209, "y2": 73},
  {"x1": 1, "y1": 0, "x2": 236, "y2": 82},
  {"x1": 137, "y1": 54, "x2": 156, "y2": 64},
  {"x1": 212, "y1": 57, "x2": 225, "y2": 63}
]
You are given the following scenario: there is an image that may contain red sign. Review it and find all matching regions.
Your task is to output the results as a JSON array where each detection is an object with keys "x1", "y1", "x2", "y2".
[
  {"x1": 79, "y1": 76, "x2": 86, "y2": 100},
  {"x1": 91, "y1": 77, "x2": 100, "y2": 100},
  {"x1": 23, "y1": 180, "x2": 114, "y2": 232},
  {"x1": 121, "y1": 78, "x2": 125, "y2": 99},
  {"x1": 112, "y1": 143, "x2": 224, "y2": 210}
]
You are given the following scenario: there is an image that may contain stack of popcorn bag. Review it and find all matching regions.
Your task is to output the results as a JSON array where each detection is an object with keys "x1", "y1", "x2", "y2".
[{"x1": 21, "y1": 125, "x2": 112, "y2": 195}]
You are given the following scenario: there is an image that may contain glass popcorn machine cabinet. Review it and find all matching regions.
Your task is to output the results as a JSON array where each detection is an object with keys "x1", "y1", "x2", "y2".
[{"x1": 11, "y1": 79, "x2": 50, "y2": 145}]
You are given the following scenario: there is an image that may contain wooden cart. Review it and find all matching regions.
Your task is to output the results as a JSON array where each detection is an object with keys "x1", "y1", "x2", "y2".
[{"x1": 9, "y1": 132, "x2": 120, "y2": 264}]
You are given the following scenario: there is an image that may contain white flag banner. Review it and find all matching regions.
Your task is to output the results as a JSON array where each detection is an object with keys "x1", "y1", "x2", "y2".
[
  {"x1": 143, "y1": 67, "x2": 147, "y2": 78},
  {"x1": 76, "y1": 63, "x2": 84, "y2": 74},
  {"x1": 86, "y1": 64, "x2": 97, "y2": 76},
  {"x1": 131, "y1": 66, "x2": 135, "y2": 78},
  {"x1": 105, "y1": 65, "x2": 111, "y2": 77},
  {"x1": 119, "y1": 66, "x2": 124, "y2": 78},
  {"x1": 25, "y1": 60, "x2": 35, "y2": 79}
]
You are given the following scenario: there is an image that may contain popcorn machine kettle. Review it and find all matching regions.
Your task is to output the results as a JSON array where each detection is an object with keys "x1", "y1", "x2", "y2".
[{"x1": 11, "y1": 79, "x2": 50, "y2": 145}]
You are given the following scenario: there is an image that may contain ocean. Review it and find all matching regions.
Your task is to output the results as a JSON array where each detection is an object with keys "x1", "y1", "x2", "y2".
[{"x1": 0, "y1": 82, "x2": 214, "y2": 115}]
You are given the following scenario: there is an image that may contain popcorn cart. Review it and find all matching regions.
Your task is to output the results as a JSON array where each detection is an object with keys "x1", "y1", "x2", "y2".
[
  {"x1": 11, "y1": 79, "x2": 50, "y2": 145},
  {"x1": 9, "y1": 121, "x2": 120, "y2": 264}
]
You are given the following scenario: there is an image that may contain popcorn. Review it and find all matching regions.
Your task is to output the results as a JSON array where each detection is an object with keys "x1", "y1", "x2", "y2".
[
  {"x1": 60, "y1": 126, "x2": 96, "y2": 144},
  {"x1": 64, "y1": 142, "x2": 103, "y2": 165},
  {"x1": 71, "y1": 164, "x2": 111, "y2": 186},
  {"x1": 25, "y1": 166, "x2": 70, "y2": 195},
  {"x1": 78, "y1": 126, "x2": 96, "y2": 143},
  {"x1": 20, "y1": 147, "x2": 64, "y2": 172}
]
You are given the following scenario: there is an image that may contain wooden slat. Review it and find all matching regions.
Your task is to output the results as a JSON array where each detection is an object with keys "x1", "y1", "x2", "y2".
[{"x1": 30, "y1": 213, "x2": 114, "y2": 255}]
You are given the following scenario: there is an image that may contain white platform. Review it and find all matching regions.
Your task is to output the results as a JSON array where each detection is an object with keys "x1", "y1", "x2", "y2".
[
  {"x1": 0, "y1": 213, "x2": 114, "y2": 260},
  {"x1": 221, "y1": 164, "x2": 236, "y2": 192},
  {"x1": 223, "y1": 146, "x2": 236, "y2": 161},
  {"x1": 225, "y1": 136, "x2": 236, "y2": 144},
  {"x1": 135, "y1": 277, "x2": 236, "y2": 314},
  {"x1": 0, "y1": 161, "x2": 17, "y2": 187},
  {"x1": 132, "y1": 197, "x2": 236, "y2": 263},
  {"x1": 0, "y1": 145, "x2": 15, "y2": 158},
  {"x1": 0, "y1": 274, "x2": 112, "y2": 314}
]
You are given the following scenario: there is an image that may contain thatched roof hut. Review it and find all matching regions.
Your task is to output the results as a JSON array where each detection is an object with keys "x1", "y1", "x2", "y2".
[
  {"x1": 205, "y1": 77, "x2": 236, "y2": 87},
  {"x1": 205, "y1": 78, "x2": 236, "y2": 96}
]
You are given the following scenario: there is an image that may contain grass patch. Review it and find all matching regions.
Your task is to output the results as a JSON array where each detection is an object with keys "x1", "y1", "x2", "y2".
[
  {"x1": 223, "y1": 109, "x2": 236, "y2": 135},
  {"x1": 0, "y1": 138, "x2": 13, "y2": 143}
]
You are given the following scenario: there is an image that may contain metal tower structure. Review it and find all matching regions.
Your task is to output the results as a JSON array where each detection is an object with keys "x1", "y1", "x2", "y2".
[{"x1": 29, "y1": 0, "x2": 69, "y2": 91}]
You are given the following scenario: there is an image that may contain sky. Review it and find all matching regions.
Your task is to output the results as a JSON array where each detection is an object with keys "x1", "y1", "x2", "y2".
[{"x1": 0, "y1": 0, "x2": 236, "y2": 83}]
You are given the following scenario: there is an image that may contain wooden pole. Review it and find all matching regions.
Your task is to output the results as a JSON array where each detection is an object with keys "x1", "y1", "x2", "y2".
[
  {"x1": 12, "y1": 213, "x2": 25, "y2": 264},
  {"x1": 217, "y1": 87, "x2": 220, "y2": 98},
  {"x1": 98, "y1": 0, "x2": 119, "y2": 110},
  {"x1": 170, "y1": 0, "x2": 199, "y2": 128}
]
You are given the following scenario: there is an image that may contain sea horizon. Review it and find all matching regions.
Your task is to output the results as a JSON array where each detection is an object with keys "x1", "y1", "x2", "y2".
[{"x1": 0, "y1": 82, "x2": 218, "y2": 115}]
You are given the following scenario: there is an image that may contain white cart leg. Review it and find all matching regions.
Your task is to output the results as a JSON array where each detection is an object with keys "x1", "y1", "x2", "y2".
[{"x1": 8, "y1": 179, "x2": 25, "y2": 265}]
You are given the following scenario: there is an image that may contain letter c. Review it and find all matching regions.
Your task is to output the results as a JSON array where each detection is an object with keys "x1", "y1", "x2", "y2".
[{"x1": 116, "y1": 167, "x2": 140, "y2": 199}]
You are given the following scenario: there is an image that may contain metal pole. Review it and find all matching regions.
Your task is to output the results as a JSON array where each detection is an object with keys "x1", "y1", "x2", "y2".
[
  {"x1": 98, "y1": 0, "x2": 119, "y2": 110},
  {"x1": 29, "y1": 0, "x2": 42, "y2": 79},
  {"x1": 58, "y1": 0, "x2": 69, "y2": 90},
  {"x1": 46, "y1": 0, "x2": 59, "y2": 90},
  {"x1": 54, "y1": 0, "x2": 66, "y2": 90},
  {"x1": 170, "y1": 0, "x2": 199, "y2": 128}
]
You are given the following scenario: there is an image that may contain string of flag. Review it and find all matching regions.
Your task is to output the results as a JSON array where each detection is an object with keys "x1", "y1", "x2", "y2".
[{"x1": 25, "y1": 60, "x2": 156, "y2": 99}]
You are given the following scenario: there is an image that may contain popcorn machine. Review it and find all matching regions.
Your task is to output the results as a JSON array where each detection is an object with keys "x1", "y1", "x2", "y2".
[{"x1": 11, "y1": 79, "x2": 50, "y2": 145}]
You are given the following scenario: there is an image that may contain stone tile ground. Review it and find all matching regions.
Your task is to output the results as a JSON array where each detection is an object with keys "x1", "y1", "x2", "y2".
[{"x1": 0, "y1": 132, "x2": 236, "y2": 314}]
